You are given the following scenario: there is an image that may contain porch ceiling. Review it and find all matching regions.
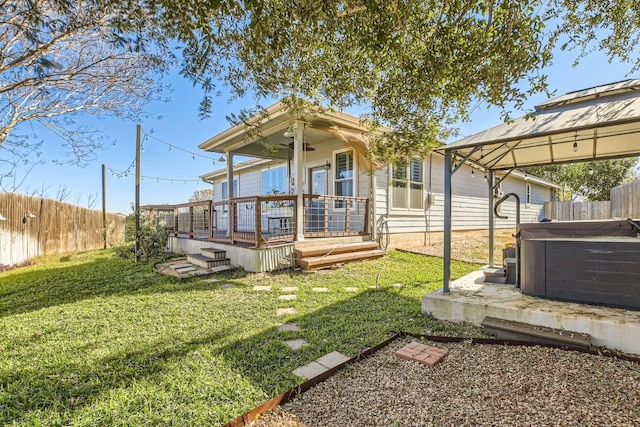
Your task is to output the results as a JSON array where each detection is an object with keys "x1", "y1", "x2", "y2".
[
  {"x1": 439, "y1": 79, "x2": 640, "y2": 171},
  {"x1": 198, "y1": 100, "x2": 381, "y2": 160}
]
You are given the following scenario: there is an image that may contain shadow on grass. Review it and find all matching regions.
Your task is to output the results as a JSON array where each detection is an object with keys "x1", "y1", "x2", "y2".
[
  {"x1": 0, "y1": 256, "x2": 247, "y2": 318},
  {"x1": 1, "y1": 284, "x2": 482, "y2": 425}
]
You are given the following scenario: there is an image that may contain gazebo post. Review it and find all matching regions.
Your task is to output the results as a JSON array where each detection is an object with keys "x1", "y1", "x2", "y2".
[
  {"x1": 488, "y1": 170, "x2": 495, "y2": 267},
  {"x1": 443, "y1": 149, "x2": 452, "y2": 293}
]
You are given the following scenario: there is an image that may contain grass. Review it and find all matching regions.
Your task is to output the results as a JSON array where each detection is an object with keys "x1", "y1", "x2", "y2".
[{"x1": 0, "y1": 249, "x2": 481, "y2": 426}]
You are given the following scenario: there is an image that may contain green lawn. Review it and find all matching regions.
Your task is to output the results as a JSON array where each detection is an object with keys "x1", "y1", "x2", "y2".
[{"x1": 0, "y1": 249, "x2": 481, "y2": 426}]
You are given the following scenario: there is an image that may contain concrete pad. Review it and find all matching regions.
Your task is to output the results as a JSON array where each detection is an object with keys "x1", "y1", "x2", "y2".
[
  {"x1": 175, "y1": 266, "x2": 196, "y2": 273},
  {"x1": 253, "y1": 285, "x2": 272, "y2": 292},
  {"x1": 282, "y1": 286, "x2": 299, "y2": 292},
  {"x1": 316, "y1": 351, "x2": 350, "y2": 369},
  {"x1": 392, "y1": 283, "x2": 404, "y2": 288},
  {"x1": 312, "y1": 287, "x2": 329, "y2": 293},
  {"x1": 344, "y1": 287, "x2": 359, "y2": 292},
  {"x1": 278, "y1": 323, "x2": 301, "y2": 332},
  {"x1": 422, "y1": 268, "x2": 640, "y2": 355},
  {"x1": 277, "y1": 308, "x2": 297, "y2": 316},
  {"x1": 170, "y1": 263, "x2": 192, "y2": 269},
  {"x1": 279, "y1": 294, "x2": 297, "y2": 301},
  {"x1": 285, "y1": 339, "x2": 308, "y2": 350},
  {"x1": 220, "y1": 283, "x2": 236, "y2": 289},
  {"x1": 293, "y1": 361, "x2": 329, "y2": 380}
]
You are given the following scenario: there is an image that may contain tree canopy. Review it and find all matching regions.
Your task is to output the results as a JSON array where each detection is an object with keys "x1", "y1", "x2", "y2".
[
  {"x1": 526, "y1": 159, "x2": 639, "y2": 201},
  {"x1": 3, "y1": 0, "x2": 640, "y2": 172}
]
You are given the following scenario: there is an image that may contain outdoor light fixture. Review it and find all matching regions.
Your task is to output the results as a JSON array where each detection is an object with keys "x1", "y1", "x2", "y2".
[
  {"x1": 572, "y1": 133, "x2": 578, "y2": 152},
  {"x1": 218, "y1": 156, "x2": 226, "y2": 163},
  {"x1": 283, "y1": 126, "x2": 295, "y2": 139},
  {"x1": 324, "y1": 161, "x2": 331, "y2": 170},
  {"x1": 471, "y1": 169, "x2": 475, "y2": 178},
  {"x1": 0, "y1": 213, "x2": 6, "y2": 221}
]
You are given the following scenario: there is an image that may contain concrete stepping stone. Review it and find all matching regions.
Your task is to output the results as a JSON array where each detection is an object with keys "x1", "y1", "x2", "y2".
[
  {"x1": 220, "y1": 283, "x2": 236, "y2": 289},
  {"x1": 392, "y1": 283, "x2": 404, "y2": 288},
  {"x1": 278, "y1": 323, "x2": 301, "y2": 332},
  {"x1": 285, "y1": 339, "x2": 308, "y2": 350},
  {"x1": 279, "y1": 294, "x2": 297, "y2": 301},
  {"x1": 293, "y1": 361, "x2": 329, "y2": 380},
  {"x1": 190, "y1": 269, "x2": 210, "y2": 276},
  {"x1": 176, "y1": 266, "x2": 196, "y2": 273},
  {"x1": 277, "y1": 308, "x2": 297, "y2": 316},
  {"x1": 282, "y1": 286, "x2": 299, "y2": 292},
  {"x1": 312, "y1": 287, "x2": 329, "y2": 292},
  {"x1": 253, "y1": 285, "x2": 272, "y2": 292},
  {"x1": 344, "y1": 287, "x2": 359, "y2": 292},
  {"x1": 316, "y1": 351, "x2": 350, "y2": 369},
  {"x1": 170, "y1": 263, "x2": 192, "y2": 270}
]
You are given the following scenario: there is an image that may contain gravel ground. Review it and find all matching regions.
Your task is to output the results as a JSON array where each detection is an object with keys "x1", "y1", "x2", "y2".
[{"x1": 249, "y1": 338, "x2": 640, "y2": 427}]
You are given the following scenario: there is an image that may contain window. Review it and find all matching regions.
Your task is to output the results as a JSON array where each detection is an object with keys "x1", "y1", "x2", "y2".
[
  {"x1": 525, "y1": 183, "x2": 532, "y2": 207},
  {"x1": 391, "y1": 159, "x2": 424, "y2": 210},
  {"x1": 262, "y1": 166, "x2": 287, "y2": 195},
  {"x1": 334, "y1": 151, "x2": 354, "y2": 207},
  {"x1": 221, "y1": 179, "x2": 238, "y2": 200}
]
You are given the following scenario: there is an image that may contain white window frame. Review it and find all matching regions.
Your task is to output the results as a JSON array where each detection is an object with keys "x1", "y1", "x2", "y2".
[
  {"x1": 390, "y1": 158, "x2": 425, "y2": 212},
  {"x1": 261, "y1": 165, "x2": 287, "y2": 196},
  {"x1": 332, "y1": 148, "x2": 356, "y2": 209}
]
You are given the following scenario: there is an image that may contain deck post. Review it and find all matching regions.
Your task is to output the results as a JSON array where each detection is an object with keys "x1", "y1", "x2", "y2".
[
  {"x1": 294, "y1": 121, "x2": 305, "y2": 241},
  {"x1": 443, "y1": 150, "x2": 452, "y2": 293},
  {"x1": 488, "y1": 170, "x2": 495, "y2": 267}
]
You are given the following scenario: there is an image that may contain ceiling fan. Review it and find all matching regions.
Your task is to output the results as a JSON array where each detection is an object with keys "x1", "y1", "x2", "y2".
[{"x1": 278, "y1": 141, "x2": 315, "y2": 151}]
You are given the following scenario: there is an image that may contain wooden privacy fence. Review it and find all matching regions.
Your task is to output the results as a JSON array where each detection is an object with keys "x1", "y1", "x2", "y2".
[
  {"x1": 544, "y1": 179, "x2": 640, "y2": 220},
  {"x1": 0, "y1": 192, "x2": 126, "y2": 266},
  {"x1": 611, "y1": 180, "x2": 640, "y2": 218},
  {"x1": 544, "y1": 201, "x2": 611, "y2": 221}
]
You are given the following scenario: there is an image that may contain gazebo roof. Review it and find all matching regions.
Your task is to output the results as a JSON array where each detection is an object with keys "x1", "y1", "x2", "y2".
[{"x1": 439, "y1": 79, "x2": 640, "y2": 170}]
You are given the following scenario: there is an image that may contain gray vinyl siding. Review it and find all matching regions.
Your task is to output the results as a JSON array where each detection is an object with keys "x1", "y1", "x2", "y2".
[{"x1": 373, "y1": 154, "x2": 554, "y2": 233}]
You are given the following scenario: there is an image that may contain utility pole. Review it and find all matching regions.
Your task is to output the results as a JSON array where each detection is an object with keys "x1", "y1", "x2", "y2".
[
  {"x1": 102, "y1": 164, "x2": 107, "y2": 249},
  {"x1": 135, "y1": 124, "x2": 141, "y2": 263}
]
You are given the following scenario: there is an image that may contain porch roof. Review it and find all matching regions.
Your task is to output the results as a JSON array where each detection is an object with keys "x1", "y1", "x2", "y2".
[
  {"x1": 438, "y1": 79, "x2": 640, "y2": 171},
  {"x1": 197, "y1": 99, "x2": 388, "y2": 161}
]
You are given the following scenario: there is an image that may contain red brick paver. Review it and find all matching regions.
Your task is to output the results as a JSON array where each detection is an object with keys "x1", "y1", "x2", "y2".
[{"x1": 395, "y1": 342, "x2": 449, "y2": 367}]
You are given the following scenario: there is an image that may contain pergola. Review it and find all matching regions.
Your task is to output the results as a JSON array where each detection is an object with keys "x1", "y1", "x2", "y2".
[{"x1": 438, "y1": 79, "x2": 640, "y2": 292}]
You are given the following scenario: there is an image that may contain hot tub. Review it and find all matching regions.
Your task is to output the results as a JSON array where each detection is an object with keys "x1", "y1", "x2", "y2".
[{"x1": 518, "y1": 220, "x2": 640, "y2": 310}]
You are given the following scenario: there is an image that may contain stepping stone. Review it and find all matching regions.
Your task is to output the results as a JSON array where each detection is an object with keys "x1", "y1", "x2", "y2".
[
  {"x1": 277, "y1": 308, "x2": 297, "y2": 316},
  {"x1": 312, "y1": 287, "x2": 329, "y2": 293},
  {"x1": 344, "y1": 287, "x2": 359, "y2": 292},
  {"x1": 189, "y1": 269, "x2": 210, "y2": 276},
  {"x1": 176, "y1": 266, "x2": 196, "y2": 273},
  {"x1": 279, "y1": 294, "x2": 297, "y2": 301},
  {"x1": 282, "y1": 286, "x2": 299, "y2": 292},
  {"x1": 392, "y1": 283, "x2": 404, "y2": 288},
  {"x1": 278, "y1": 323, "x2": 301, "y2": 332},
  {"x1": 170, "y1": 263, "x2": 192, "y2": 270},
  {"x1": 285, "y1": 339, "x2": 308, "y2": 350},
  {"x1": 316, "y1": 351, "x2": 350, "y2": 369},
  {"x1": 253, "y1": 285, "x2": 272, "y2": 292},
  {"x1": 220, "y1": 283, "x2": 236, "y2": 289},
  {"x1": 395, "y1": 342, "x2": 448, "y2": 367},
  {"x1": 293, "y1": 361, "x2": 329, "y2": 380}
]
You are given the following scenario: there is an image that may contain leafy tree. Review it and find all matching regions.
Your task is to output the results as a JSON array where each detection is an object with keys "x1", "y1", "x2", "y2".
[
  {"x1": 526, "y1": 158, "x2": 639, "y2": 201},
  {"x1": 188, "y1": 189, "x2": 213, "y2": 202},
  {"x1": 0, "y1": 0, "x2": 172, "y2": 190}
]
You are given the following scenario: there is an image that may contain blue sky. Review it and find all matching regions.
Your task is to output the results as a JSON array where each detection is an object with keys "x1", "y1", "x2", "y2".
[{"x1": 5, "y1": 45, "x2": 639, "y2": 214}]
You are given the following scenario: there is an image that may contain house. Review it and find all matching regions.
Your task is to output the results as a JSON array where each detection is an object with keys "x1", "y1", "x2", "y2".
[{"x1": 153, "y1": 100, "x2": 559, "y2": 272}]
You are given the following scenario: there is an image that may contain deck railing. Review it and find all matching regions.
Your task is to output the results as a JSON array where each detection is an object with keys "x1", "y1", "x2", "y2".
[
  {"x1": 144, "y1": 194, "x2": 369, "y2": 246},
  {"x1": 303, "y1": 194, "x2": 369, "y2": 237}
]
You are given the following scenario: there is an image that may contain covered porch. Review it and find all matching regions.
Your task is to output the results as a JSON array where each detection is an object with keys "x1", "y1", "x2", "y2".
[{"x1": 142, "y1": 193, "x2": 370, "y2": 248}]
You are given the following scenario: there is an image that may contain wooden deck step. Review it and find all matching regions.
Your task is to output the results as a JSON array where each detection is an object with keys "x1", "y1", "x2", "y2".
[
  {"x1": 187, "y1": 253, "x2": 231, "y2": 269},
  {"x1": 295, "y1": 241, "x2": 379, "y2": 259},
  {"x1": 201, "y1": 247, "x2": 228, "y2": 259},
  {"x1": 297, "y1": 249, "x2": 385, "y2": 270}
]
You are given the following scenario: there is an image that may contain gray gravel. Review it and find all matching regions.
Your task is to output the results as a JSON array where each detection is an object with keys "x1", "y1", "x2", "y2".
[{"x1": 264, "y1": 338, "x2": 640, "y2": 427}]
